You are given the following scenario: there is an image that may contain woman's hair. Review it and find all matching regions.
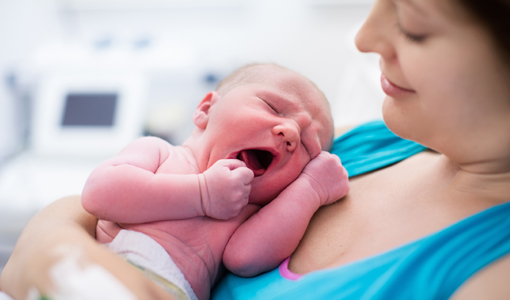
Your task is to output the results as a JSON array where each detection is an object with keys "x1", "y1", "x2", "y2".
[{"x1": 457, "y1": 0, "x2": 510, "y2": 64}]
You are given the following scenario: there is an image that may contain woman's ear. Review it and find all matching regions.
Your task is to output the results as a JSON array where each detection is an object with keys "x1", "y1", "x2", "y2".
[{"x1": 193, "y1": 91, "x2": 219, "y2": 129}]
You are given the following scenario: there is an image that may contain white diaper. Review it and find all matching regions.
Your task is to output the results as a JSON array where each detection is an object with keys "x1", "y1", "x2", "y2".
[{"x1": 108, "y1": 230, "x2": 198, "y2": 300}]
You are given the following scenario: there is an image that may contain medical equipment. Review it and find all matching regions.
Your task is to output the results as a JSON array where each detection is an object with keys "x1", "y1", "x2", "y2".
[
  {"x1": 0, "y1": 71, "x2": 147, "y2": 272},
  {"x1": 31, "y1": 72, "x2": 146, "y2": 156}
]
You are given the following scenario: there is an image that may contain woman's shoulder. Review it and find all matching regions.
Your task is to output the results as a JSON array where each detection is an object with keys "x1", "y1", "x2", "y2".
[
  {"x1": 332, "y1": 120, "x2": 427, "y2": 177},
  {"x1": 450, "y1": 253, "x2": 510, "y2": 299}
]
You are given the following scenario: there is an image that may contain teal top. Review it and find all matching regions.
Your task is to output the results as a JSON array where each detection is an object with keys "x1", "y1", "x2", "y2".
[{"x1": 211, "y1": 120, "x2": 510, "y2": 300}]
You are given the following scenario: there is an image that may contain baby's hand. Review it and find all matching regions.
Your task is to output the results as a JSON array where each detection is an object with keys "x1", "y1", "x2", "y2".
[
  {"x1": 199, "y1": 159, "x2": 254, "y2": 220},
  {"x1": 301, "y1": 151, "x2": 349, "y2": 206}
]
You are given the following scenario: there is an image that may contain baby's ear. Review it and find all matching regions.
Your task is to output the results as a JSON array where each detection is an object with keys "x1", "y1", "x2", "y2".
[{"x1": 193, "y1": 91, "x2": 219, "y2": 129}]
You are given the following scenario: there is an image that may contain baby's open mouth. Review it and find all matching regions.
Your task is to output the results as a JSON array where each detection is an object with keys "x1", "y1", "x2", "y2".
[{"x1": 237, "y1": 150, "x2": 273, "y2": 176}]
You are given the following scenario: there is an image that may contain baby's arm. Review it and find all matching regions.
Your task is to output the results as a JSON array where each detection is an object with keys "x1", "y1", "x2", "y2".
[
  {"x1": 82, "y1": 136, "x2": 253, "y2": 223},
  {"x1": 223, "y1": 151, "x2": 349, "y2": 277}
]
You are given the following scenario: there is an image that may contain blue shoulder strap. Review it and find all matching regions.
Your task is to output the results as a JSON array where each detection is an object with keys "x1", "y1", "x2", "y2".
[
  {"x1": 331, "y1": 120, "x2": 427, "y2": 177},
  {"x1": 212, "y1": 121, "x2": 510, "y2": 300}
]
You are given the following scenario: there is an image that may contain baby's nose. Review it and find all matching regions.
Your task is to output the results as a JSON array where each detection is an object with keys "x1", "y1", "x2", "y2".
[{"x1": 272, "y1": 123, "x2": 300, "y2": 152}]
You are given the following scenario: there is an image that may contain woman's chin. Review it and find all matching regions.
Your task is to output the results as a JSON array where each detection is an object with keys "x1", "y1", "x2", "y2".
[{"x1": 381, "y1": 99, "x2": 415, "y2": 142}]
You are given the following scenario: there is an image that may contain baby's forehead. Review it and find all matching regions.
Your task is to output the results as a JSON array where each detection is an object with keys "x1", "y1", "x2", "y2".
[
  {"x1": 253, "y1": 79, "x2": 330, "y2": 119},
  {"x1": 252, "y1": 68, "x2": 333, "y2": 139},
  {"x1": 260, "y1": 85, "x2": 333, "y2": 150},
  {"x1": 255, "y1": 68, "x2": 326, "y2": 103},
  {"x1": 221, "y1": 65, "x2": 333, "y2": 146}
]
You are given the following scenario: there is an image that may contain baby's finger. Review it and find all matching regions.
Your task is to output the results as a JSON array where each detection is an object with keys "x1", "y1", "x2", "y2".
[
  {"x1": 232, "y1": 166, "x2": 254, "y2": 185},
  {"x1": 219, "y1": 159, "x2": 248, "y2": 170}
]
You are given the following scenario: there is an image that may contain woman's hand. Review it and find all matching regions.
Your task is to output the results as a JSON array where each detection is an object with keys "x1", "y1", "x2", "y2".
[{"x1": 0, "y1": 196, "x2": 176, "y2": 300}]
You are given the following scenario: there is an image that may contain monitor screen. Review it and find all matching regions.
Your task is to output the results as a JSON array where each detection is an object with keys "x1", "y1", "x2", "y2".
[{"x1": 61, "y1": 93, "x2": 118, "y2": 127}]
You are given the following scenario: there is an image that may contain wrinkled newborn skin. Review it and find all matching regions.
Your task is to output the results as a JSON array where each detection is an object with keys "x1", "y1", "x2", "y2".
[{"x1": 82, "y1": 65, "x2": 349, "y2": 300}]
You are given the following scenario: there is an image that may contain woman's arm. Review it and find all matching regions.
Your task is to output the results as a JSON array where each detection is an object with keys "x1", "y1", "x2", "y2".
[
  {"x1": 450, "y1": 254, "x2": 510, "y2": 300},
  {"x1": 0, "y1": 196, "x2": 176, "y2": 300}
]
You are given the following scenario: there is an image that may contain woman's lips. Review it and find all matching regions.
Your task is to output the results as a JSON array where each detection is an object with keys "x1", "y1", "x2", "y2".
[{"x1": 380, "y1": 74, "x2": 415, "y2": 96}]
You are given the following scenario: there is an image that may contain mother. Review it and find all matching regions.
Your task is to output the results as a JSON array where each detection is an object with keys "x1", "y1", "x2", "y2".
[{"x1": 2, "y1": 0, "x2": 510, "y2": 299}]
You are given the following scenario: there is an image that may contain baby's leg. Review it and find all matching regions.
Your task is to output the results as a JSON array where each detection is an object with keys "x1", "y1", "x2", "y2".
[{"x1": 96, "y1": 220, "x2": 123, "y2": 244}]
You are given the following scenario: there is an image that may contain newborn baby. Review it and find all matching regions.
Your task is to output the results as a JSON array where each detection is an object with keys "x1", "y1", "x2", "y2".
[{"x1": 82, "y1": 63, "x2": 350, "y2": 300}]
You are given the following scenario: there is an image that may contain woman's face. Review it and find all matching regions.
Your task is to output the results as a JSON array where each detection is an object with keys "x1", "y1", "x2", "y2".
[{"x1": 355, "y1": 0, "x2": 510, "y2": 166}]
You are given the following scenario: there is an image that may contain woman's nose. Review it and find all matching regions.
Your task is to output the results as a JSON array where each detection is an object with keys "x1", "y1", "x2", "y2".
[
  {"x1": 273, "y1": 123, "x2": 300, "y2": 152},
  {"x1": 355, "y1": 0, "x2": 396, "y2": 61}
]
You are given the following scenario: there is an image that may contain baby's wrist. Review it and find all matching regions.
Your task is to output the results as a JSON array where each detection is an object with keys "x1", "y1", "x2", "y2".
[
  {"x1": 197, "y1": 174, "x2": 208, "y2": 217},
  {"x1": 295, "y1": 175, "x2": 326, "y2": 208}
]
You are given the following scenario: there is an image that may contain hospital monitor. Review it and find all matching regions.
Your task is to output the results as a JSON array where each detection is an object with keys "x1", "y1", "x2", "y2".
[
  {"x1": 30, "y1": 72, "x2": 147, "y2": 157},
  {"x1": 61, "y1": 92, "x2": 118, "y2": 127}
]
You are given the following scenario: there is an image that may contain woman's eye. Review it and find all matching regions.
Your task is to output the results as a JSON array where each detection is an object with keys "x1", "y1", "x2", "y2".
[
  {"x1": 402, "y1": 31, "x2": 426, "y2": 43},
  {"x1": 398, "y1": 23, "x2": 427, "y2": 43}
]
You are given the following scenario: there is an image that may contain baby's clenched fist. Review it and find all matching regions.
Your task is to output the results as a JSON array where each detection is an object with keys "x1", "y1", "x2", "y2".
[
  {"x1": 300, "y1": 151, "x2": 349, "y2": 206},
  {"x1": 198, "y1": 159, "x2": 254, "y2": 220}
]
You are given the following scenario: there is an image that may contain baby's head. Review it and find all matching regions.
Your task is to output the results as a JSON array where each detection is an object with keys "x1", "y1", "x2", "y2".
[
  {"x1": 189, "y1": 63, "x2": 334, "y2": 205},
  {"x1": 215, "y1": 63, "x2": 334, "y2": 150},
  {"x1": 217, "y1": 64, "x2": 330, "y2": 119}
]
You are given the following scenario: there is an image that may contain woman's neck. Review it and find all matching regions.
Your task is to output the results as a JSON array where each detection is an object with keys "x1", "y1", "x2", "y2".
[{"x1": 434, "y1": 154, "x2": 510, "y2": 204}]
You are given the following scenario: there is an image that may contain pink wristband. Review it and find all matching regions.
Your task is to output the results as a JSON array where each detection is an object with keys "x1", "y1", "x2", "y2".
[{"x1": 279, "y1": 257, "x2": 302, "y2": 281}]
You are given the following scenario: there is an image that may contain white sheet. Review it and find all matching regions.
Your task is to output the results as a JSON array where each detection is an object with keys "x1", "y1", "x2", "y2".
[{"x1": 0, "y1": 291, "x2": 13, "y2": 300}]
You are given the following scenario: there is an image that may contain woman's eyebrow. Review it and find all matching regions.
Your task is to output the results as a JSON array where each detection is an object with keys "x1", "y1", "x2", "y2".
[{"x1": 395, "y1": 0, "x2": 428, "y2": 16}]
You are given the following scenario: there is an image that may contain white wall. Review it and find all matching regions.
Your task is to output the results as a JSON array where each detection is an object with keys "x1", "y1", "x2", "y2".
[
  {"x1": 0, "y1": 0, "x2": 383, "y2": 153},
  {"x1": 0, "y1": 0, "x2": 385, "y2": 272},
  {"x1": 64, "y1": 1, "x2": 384, "y2": 128},
  {"x1": 0, "y1": 0, "x2": 63, "y2": 164}
]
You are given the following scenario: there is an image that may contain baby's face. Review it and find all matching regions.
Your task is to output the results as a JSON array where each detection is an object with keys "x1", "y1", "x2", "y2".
[{"x1": 201, "y1": 68, "x2": 333, "y2": 205}]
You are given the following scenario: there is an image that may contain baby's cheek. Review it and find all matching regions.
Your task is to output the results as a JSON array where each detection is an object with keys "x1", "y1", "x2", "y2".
[{"x1": 303, "y1": 158, "x2": 312, "y2": 170}]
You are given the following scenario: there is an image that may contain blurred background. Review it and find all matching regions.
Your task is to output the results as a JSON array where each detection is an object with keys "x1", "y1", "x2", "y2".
[{"x1": 0, "y1": 0, "x2": 383, "y2": 272}]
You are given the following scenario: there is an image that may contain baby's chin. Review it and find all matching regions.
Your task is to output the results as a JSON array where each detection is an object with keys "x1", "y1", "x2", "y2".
[
  {"x1": 248, "y1": 189, "x2": 278, "y2": 206},
  {"x1": 248, "y1": 175, "x2": 299, "y2": 205}
]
